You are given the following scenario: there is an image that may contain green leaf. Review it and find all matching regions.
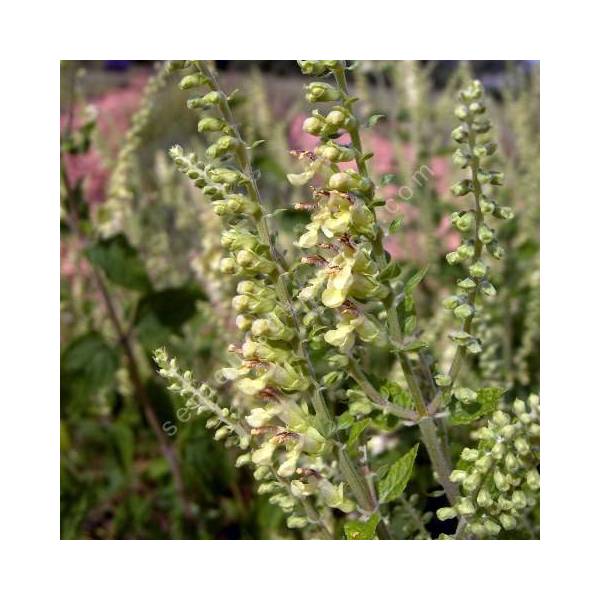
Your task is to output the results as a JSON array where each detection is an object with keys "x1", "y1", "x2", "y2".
[
  {"x1": 379, "y1": 261, "x2": 402, "y2": 282},
  {"x1": 380, "y1": 381, "x2": 414, "y2": 409},
  {"x1": 401, "y1": 340, "x2": 429, "y2": 353},
  {"x1": 377, "y1": 443, "x2": 419, "y2": 504},
  {"x1": 367, "y1": 114, "x2": 386, "y2": 128},
  {"x1": 344, "y1": 514, "x2": 380, "y2": 540},
  {"x1": 389, "y1": 216, "x2": 404, "y2": 234},
  {"x1": 404, "y1": 266, "x2": 429, "y2": 294},
  {"x1": 336, "y1": 411, "x2": 354, "y2": 432},
  {"x1": 347, "y1": 419, "x2": 370, "y2": 453},
  {"x1": 450, "y1": 387, "x2": 504, "y2": 425},
  {"x1": 62, "y1": 332, "x2": 120, "y2": 395},
  {"x1": 86, "y1": 234, "x2": 152, "y2": 292},
  {"x1": 403, "y1": 315, "x2": 417, "y2": 335},
  {"x1": 134, "y1": 285, "x2": 205, "y2": 350},
  {"x1": 381, "y1": 173, "x2": 399, "y2": 186}
]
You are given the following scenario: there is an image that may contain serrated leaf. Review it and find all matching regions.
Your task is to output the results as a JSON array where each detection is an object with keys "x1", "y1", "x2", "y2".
[
  {"x1": 389, "y1": 216, "x2": 404, "y2": 234},
  {"x1": 62, "y1": 332, "x2": 120, "y2": 395},
  {"x1": 404, "y1": 266, "x2": 429, "y2": 294},
  {"x1": 134, "y1": 285, "x2": 205, "y2": 350},
  {"x1": 85, "y1": 234, "x2": 151, "y2": 292},
  {"x1": 377, "y1": 444, "x2": 419, "y2": 504},
  {"x1": 367, "y1": 114, "x2": 386, "y2": 128},
  {"x1": 450, "y1": 387, "x2": 504, "y2": 425},
  {"x1": 344, "y1": 514, "x2": 380, "y2": 540}
]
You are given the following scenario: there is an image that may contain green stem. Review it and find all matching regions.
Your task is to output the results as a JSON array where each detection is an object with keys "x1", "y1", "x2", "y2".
[{"x1": 194, "y1": 61, "x2": 391, "y2": 537}]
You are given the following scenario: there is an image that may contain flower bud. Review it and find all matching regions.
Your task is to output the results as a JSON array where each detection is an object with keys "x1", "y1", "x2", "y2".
[
  {"x1": 302, "y1": 116, "x2": 323, "y2": 135},
  {"x1": 450, "y1": 470, "x2": 467, "y2": 483},
  {"x1": 235, "y1": 453, "x2": 251, "y2": 467},
  {"x1": 298, "y1": 60, "x2": 329, "y2": 76},
  {"x1": 514, "y1": 437, "x2": 530, "y2": 456},
  {"x1": 513, "y1": 399, "x2": 526, "y2": 415},
  {"x1": 476, "y1": 488, "x2": 493, "y2": 508},
  {"x1": 214, "y1": 426, "x2": 230, "y2": 441},
  {"x1": 442, "y1": 295, "x2": 461, "y2": 310},
  {"x1": 478, "y1": 224, "x2": 495, "y2": 244},
  {"x1": 494, "y1": 205, "x2": 514, "y2": 220},
  {"x1": 436, "y1": 507, "x2": 457, "y2": 521},
  {"x1": 473, "y1": 143, "x2": 496, "y2": 158},
  {"x1": 475, "y1": 454, "x2": 493, "y2": 472},
  {"x1": 479, "y1": 280, "x2": 497, "y2": 297},
  {"x1": 469, "y1": 261, "x2": 488, "y2": 279},
  {"x1": 456, "y1": 242, "x2": 475, "y2": 260},
  {"x1": 305, "y1": 82, "x2": 341, "y2": 103},
  {"x1": 446, "y1": 251, "x2": 462, "y2": 265},
  {"x1": 329, "y1": 172, "x2": 353, "y2": 192},
  {"x1": 472, "y1": 118, "x2": 491, "y2": 133},
  {"x1": 179, "y1": 73, "x2": 208, "y2": 90},
  {"x1": 491, "y1": 442, "x2": 506, "y2": 460},
  {"x1": 456, "y1": 498, "x2": 476, "y2": 516},
  {"x1": 461, "y1": 448, "x2": 480, "y2": 462},
  {"x1": 454, "y1": 303, "x2": 474, "y2": 321},
  {"x1": 451, "y1": 125, "x2": 469, "y2": 143},
  {"x1": 457, "y1": 277, "x2": 477, "y2": 291},
  {"x1": 468, "y1": 101, "x2": 486, "y2": 115},
  {"x1": 480, "y1": 197, "x2": 496, "y2": 214},
  {"x1": 454, "y1": 105, "x2": 469, "y2": 120},
  {"x1": 492, "y1": 410, "x2": 510, "y2": 427},
  {"x1": 456, "y1": 212, "x2": 475, "y2": 232},
  {"x1": 499, "y1": 513, "x2": 517, "y2": 530},
  {"x1": 493, "y1": 470, "x2": 510, "y2": 492},
  {"x1": 455, "y1": 387, "x2": 477, "y2": 404},
  {"x1": 287, "y1": 515, "x2": 308, "y2": 529},
  {"x1": 219, "y1": 257, "x2": 237, "y2": 274},
  {"x1": 462, "y1": 472, "x2": 481, "y2": 493},
  {"x1": 197, "y1": 117, "x2": 227, "y2": 133},
  {"x1": 453, "y1": 147, "x2": 471, "y2": 168},
  {"x1": 482, "y1": 517, "x2": 501, "y2": 536},
  {"x1": 451, "y1": 179, "x2": 473, "y2": 197}
]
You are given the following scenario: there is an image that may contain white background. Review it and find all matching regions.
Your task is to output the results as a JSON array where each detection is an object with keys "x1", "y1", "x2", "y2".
[{"x1": 1, "y1": 0, "x2": 598, "y2": 597}]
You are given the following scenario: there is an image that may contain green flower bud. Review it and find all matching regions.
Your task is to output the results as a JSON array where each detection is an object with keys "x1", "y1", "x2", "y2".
[
  {"x1": 287, "y1": 515, "x2": 308, "y2": 529},
  {"x1": 480, "y1": 196, "x2": 496, "y2": 215},
  {"x1": 472, "y1": 118, "x2": 491, "y2": 134},
  {"x1": 446, "y1": 251, "x2": 462, "y2": 265},
  {"x1": 206, "y1": 135, "x2": 240, "y2": 159},
  {"x1": 179, "y1": 73, "x2": 208, "y2": 90},
  {"x1": 457, "y1": 277, "x2": 477, "y2": 291},
  {"x1": 214, "y1": 426, "x2": 229, "y2": 441},
  {"x1": 461, "y1": 448, "x2": 480, "y2": 462},
  {"x1": 489, "y1": 171, "x2": 504, "y2": 185},
  {"x1": 478, "y1": 224, "x2": 495, "y2": 244},
  {"x1": 305, "y1": 81, "x2": 341, "y2": 103},
  {"x1": 456, "y1": 498, "x2": 476, "y2": 516},
  {"x1": 235, "y1": 453, "x2": 251, "y2": 467},
  {"x1": 450, "y1": 470, "x2": 467, "y2": 483},
  {"x1": 454, "y1": 303, "x2": 474, "y2": 321},
  {"x1": 491, "y1": 442, "x2": 506, "y2": 460},
  {"x1": 469, "y1": 521, "x2": 486, "y2": 537},
  {"x1": 468, "y1": 101, "x2": 486, "y2": 115},
  {"x1": 318, "y1": 142, "x2": 355, "y2": 163},
  {"x1": 473, "y1": 143, "x2": 496, "y2": 158},
  {"x1": 220, "y1": 257, "x2": 237, "y2": 274},
  {"x1": 492, "y1": 410, "x2": 510, "y2": 427},
  {"x1": 456, "y1": 242, "x2": 475, "y2": 260},
  {"x1": 454, "y1": 105, "x2": 469, "y2": 120},
  {"x1": 302, "y1": 116, "x2": 323, "y2": 135},
  {"x1": 453, "y1": 147, "x2": 471, "y2": 168},
  {"x1": 529, "y1": 423, "x2": 540, "y2": 437},
  {"x1": 462, "y1": 472, "x2": 481, "y2": 493},
  {"x1": 475, "y1": 454, "x2": 493, "y2": 472},
  {"x1": 476, "y1": 488, "x2": 493, "y2": 508},
  {"x1": 451, "y1": 179, "x2": 473, "y2": 197},
  {"x1": 469, "y1": 261, "x2": 488, "y2": 279},
  {"x1": 466, "y1": 339, "x2": 482, "y2": 354},
  {"x1": 499, "y1": 513, "x2": 517, "y2": 530},
  {"x1": 451, "y1": 125, "x2": 469, "y2": 143},
  {"x1": 493, "y1": 470, "x2": 510, "y2": 492},
  {"x1": 456, "y1": 211, "x2": 475, "y2": 232},
  {"x1": 482, "y1": 517, "x2": 501, "y2": 536},
  {"x1": 514, "y1": 437, "x2": 530, "y2": 456},
  {"x1": 494, "y1": 205, "x2": 514, "y2": 220},
  {"x1": 442, "y1": 295, "x2": 462, "y2": 310},
  {"x1": 437, "y1": 507, "x2": 457, "y2": 521},
  {"x1": 479, "y1": 280, "x2": 497, "y2": 297},
  {"x1": 197, "y1": 116, "x2": 227, "y2": 133},
  {"x1": 510, "y1": 491, "x2": 527, "y2": 511},
  {"x1": 329, "y1": 172, "x2": 353, "y2": 192},
  {"x1": 455, "y1": 387, "x2": 477, "y2": 404},
  {"x1": 298, "y1": 60, "x2": 329, "y2": 76}
]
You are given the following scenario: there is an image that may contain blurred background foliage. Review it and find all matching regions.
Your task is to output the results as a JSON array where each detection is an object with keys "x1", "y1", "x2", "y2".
[{"x1": 60, "y1": 60, "x2": 539, "y2": 539}]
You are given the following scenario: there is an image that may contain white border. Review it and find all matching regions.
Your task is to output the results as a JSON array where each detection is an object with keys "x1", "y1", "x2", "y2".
[{"x1": 2, "y1": 0, "x2": 599, "y2": 597}]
